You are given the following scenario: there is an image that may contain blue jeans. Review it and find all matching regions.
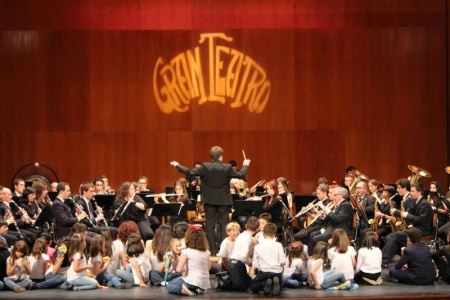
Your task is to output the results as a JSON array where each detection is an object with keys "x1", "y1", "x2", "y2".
[
  {"x1": 150, "y1": 270, "x2": 181, "y2": 285},
  {"x1": 167, "y1": 277, "x2": 198, "y2": 295},
  {"x1": 0, "y1": 281, "x2": 4, "y2": 290},
  {"x1": 321, "y1": 270, "x2": 346, "y2": 289},
  {"x1": 116, "y1": 266, "x2": 135, "y2": 285},
  {"x1": 96, "y1": 273, "x2": 121, "y2": 287},
  {"x1": 68, "y1": 276, "x2": 98, "y2": 291},
  {"x1": 282, "y1": 273, "x2": 308, "y2": 288},
  {"x1": 3, "y1": 277, "x2": 32, "y2": 290},
  {"x1": 37, "y1": 272, "x2": 65, "y2": 289}
]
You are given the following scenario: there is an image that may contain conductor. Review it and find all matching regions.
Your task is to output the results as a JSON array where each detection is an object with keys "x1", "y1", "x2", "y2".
[{"x1": 170, "y1": 146, "x2": 250, "y2": 255}]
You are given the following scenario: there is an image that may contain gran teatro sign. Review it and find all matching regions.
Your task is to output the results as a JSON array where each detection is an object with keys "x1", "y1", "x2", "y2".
[{"x1": 153, "y1": 33, "x2": 271, "y2": 114}]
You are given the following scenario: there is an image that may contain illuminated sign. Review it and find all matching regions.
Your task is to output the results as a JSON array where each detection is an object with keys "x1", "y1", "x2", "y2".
[{"x1": 153, "y1": 33, "x2": 271, "y2": 114}]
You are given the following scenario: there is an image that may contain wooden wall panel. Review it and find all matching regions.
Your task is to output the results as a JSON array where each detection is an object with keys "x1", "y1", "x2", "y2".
[{"x1": 0, "y1": 0, "x2": 448, "y2": 193}]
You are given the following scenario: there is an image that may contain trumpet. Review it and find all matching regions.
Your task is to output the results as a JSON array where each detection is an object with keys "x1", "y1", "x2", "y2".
[
  {"x1": 306, "y1": 201, "x2": 335, "y2": 228},
  {"x1": 294, "y1": 198, "x2": 319, "y2": 218}
]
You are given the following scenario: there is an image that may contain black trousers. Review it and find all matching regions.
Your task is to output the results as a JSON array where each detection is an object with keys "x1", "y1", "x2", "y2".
[
  {"x1": 381, "y1": 230, "x2": 407, "y2": 264},
  {"x1": 249, "y1": 271, "x2": 282, "y2": 293},
  {"x1": 204, "y1": 204, "x2": 231, "y2": 254},
  {"x1": 225, "y1": 260, "x2": 252, "y2": 291}
]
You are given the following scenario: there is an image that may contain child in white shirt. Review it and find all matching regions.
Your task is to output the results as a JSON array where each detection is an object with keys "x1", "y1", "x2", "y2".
[
  {"x1": 218, "y1": 222, "x2": 240, "y2": 272},
  {"x1": 249, "y1": 222, "x2": 287, "y2": 296},
  {"x1": 355, "y1": 231, "x2": 382, "y2": 285},
  {"x1": 282, "y1": 241, "x2": 308, "y2": 288},
  {"x1": 328, "y1": 228, "x2": 357, "y2": 282}
]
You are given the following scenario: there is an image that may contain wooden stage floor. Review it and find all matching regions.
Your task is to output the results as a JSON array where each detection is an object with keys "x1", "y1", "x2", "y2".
[{"x1": 2, "y1": 268, "x2": 449, "y2": 300}]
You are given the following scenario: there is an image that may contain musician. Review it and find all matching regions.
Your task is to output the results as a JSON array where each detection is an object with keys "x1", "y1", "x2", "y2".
[
  {"x1": 33, "y1": 182, "x2": 51, "y2": 210},
  {"x1": 0, "y1": 186, "x2": 19, "y2": 246},
  {"x1": 294, "y1": 185, "x2": 330, "y2": 244},
  {"x1": 49, "y1": 182, "x2": 58, "y2": 193},
  {"x1": 396, "y1": 178, "x2": 414, "y2": 212},
  {"x1": 170, "y1": 146, "x2": 250, "y2": 255},
  {"x1": 93, "y1": 177, "x2": 105, "y2": 195},
  {"x1": 308, "y1": 187, "x2": 353, "y2": 256},
  {"x1": 368, "y1": 185, "x2": 397, "y2": 248},
  {"x1": 428, "y1": 181, "x2": 449, "y2": 229},
  {"x1": 166, "y1": 180, "x2": 190, "y2": 225},
  {"x1": 263, "y1": 180, "x2": 283, "y2": 225},
  {"x1": 368, "y1": 179, "x2": 382, "y2": 200},
  {"x1": 186, "y1": 161, "x2": 203, "y2": 189},
  {"x1": 381, "y1": 182, "x2": 434, "y2": 268},
  {"x1": 1, "y1": 187, "x2": 37, "y2": 246},
  {"x1": 277, "y1": 177, "x2": 292, "y2": 212},
  {"x1": 76, "y1": 182, "x2": 118, "y2": 237},
  {"x1": 51, "y1": 182, "x2": 87, "y2": 239},
  {"x1": 137, "y1": 176, "x2": 150, "y2": 193},
  {"x1": 339, "y1": 166, "x2": 356, "y2": 188},
  {"x1": 311, "y1": 177, "x2": 328, "y2": 196},
  {"x1": 100, "y1": 175, "x2": 115, "y2": 194},
  {"x1": 355, "y1": 181, "x2": 376, "y2": 231},
  {"x1": 17, "y1": 187, "x2": 41, "y2": 238},
  {"x1": 12, "y1": 178, "x2": 26, "y2": 198},
  {"x1": 111, "y1": 182, "x2": 153, "y2": 241}
]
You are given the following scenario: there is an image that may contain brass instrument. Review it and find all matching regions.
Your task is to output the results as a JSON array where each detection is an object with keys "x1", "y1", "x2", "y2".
[
  {"x1": 445, "y1": 166, "x2": 450, "y2": 175},
  {"x1": 368, "y1": 197, "x2": 380, "y2": 232},
  {"x1": 294, "y1": 198, "x2": 319, "y2": 218},
  {"x1": 408, "y1": 165, "x2": 432, "y2": 184},
  {"x1": 307, "y1": 201, "x2": 335, "y2": 228},
  {"x1": 249, "y1": 179, "x2": 266, "y2": 196},
  {"x1": 348, "y1": 170, "x2": 368, "y2": 197},
  {"x1": 394, "y1": 198, "x2": 407, "y2": 231}
]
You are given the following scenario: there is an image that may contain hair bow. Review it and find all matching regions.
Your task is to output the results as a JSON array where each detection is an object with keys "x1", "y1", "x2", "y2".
[
  {"x1": 291, "y1": 243, "x2": 297, "y2": 249},
  {"x1": 189, "y1": 224, "x2": 202, "y2": 231}
]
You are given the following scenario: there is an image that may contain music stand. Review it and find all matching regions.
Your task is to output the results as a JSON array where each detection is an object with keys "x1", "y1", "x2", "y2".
[
  {"x1": 34, "y1": 206, "x2": 52, "y2": 228},
  {"x1": 256, "y1": 186, "x2": 265, "y2": 196},
  {"x1": 142, "y1": 195, "x2": 156, "y2": 209},
  {"x1": 190, "y1": 190, "x2": 200, "y2": 201},
  {"x1": 233, "y1": 200, "x2": 264, "y2": 218},
  {"x1": 151, "y1": 203, "x2": 183, "y2": 224},
  {"x1": 48, "y1": 192, "x2": 57, "y2": 201}
]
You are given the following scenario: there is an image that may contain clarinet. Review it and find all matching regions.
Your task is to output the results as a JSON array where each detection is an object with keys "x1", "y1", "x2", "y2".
[
  {"x1": 91, "y1": 197, "x2": 108, "y2": 227},
  {"x1": 68, "y1": 197, "x2": 96, "y2": 228},
  {"x1": 1, "y1": 201, "x2": 24, "y2": 240}
]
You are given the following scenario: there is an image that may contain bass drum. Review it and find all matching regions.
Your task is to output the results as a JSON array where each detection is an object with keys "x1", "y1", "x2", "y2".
[{"x1": 11, "y1": 162, "x2": 59, "y2": 188}]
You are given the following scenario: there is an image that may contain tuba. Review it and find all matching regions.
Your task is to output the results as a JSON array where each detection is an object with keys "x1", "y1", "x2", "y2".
[
  {"x1": 348, "y1": 170, "x2": 368, "y2": 197},
  {"x1": 408, "y1": 165, "x2": 431, "y2": 184}
]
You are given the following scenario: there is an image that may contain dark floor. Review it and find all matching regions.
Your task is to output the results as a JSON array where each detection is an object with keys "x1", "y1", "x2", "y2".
[{"x1": 2, "y1": 267, "x2": 449, "y2": 300}]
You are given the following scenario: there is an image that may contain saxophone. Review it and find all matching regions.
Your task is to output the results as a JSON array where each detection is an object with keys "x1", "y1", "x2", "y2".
[
  {"x1": 395, "y1": 198, "x2": 407, "y2": 231},
  {"x1": 384, "y1": 194, "x2": 398, "y2": 232},
  {"x1": 368, "y1": 196, "x2": 381, "y2": 232}
]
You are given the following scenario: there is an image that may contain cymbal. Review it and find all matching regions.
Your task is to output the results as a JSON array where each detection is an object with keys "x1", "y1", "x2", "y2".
[
  {"x1": 446, "y1": 166, "x2": 450, "y2": 175},
  {"x1": 408, "y1": 165, "x2": 431, "y2": 178}
]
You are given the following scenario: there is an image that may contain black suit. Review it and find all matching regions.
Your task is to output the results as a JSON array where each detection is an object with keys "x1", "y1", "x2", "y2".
[
  {"x1": 51, "y1": 198, "x2": 78, "y2": 239},
  {"x1": 294, "y1": 199, "x2": 330, "y2": 244},
  {"x1": 358, "y1": 194, "x2": 375, "y2": 230},
  {"x1": 308, "y1": 199, "x2": 353, "y2": 255},
  {"x1": 76, "y1": 197, "x2": 118, "y2": 238},
  {"x1": 382, "y1": 197, "x2": 433, "y2": 264},
  {"x1": 176, "y1": 160, "x2": 248, "y2": 253},
  {"x1": 389, "y1": 243, "x2": 435, "y2": 285}
]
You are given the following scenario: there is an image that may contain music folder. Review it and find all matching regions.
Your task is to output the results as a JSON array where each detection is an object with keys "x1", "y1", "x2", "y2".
[
  {"x1": 233, "y1": 200, "x2": 263, "y2": 218},
  {"x1": 151, "y1": 203, "x2": 183, "y2": 218},
  {"x1": 34, "y1": 206, "x2": 52, "y2": 227}
]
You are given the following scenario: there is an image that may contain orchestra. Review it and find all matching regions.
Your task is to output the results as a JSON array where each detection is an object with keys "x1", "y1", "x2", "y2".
[{"x1": 0, "y1": 157, "x2": 450, "y2": 294}]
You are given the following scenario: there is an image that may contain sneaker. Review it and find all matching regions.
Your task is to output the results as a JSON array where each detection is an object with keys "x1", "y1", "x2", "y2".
[
  {"x1": 195, "y1": 288, "x2": 205, "y2": 294},
  {"x1": 122, "y1": 282, "x2": 132, "y2": 289},
  {"x1": 14, "y1": 286, "x2": 26, "y2": 293},
  {"x1": 106, "y1": 281, "x2": 114, "y2": 287},
  {"x1": 263, "y1": 278, "x2": 272, "y2": 296},
  {"x1": 350, "y1": 282, "x2": 359, "y2": 290},
  {"x1": 161, "y1": 281, "x2": 167, "y2": 287},
  {"x1": 181, "y1": 284, "x2": 196, "y2": 296},
  {"x1": 326, "y1": 287, "x2": 336, "y2": 291},
  {"x1": 61, "y1": 282, "x2": 73, "y2": 290},
  {"x1": 335, "y1": 280, "x2": 351, "y2": 290},
  {"x1": 272, "y1": 277, "x2": 281, "y2": 296}
]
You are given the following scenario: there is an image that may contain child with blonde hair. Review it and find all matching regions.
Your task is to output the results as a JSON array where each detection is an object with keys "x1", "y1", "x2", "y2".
[
  {"x1": 150, "y1": 237, "x2": 182, "y2": 286},
  {"x1": 218, "y1": 222, "x2": 240, "y2": 271}
]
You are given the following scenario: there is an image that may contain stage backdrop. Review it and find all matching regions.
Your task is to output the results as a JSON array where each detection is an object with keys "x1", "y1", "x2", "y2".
[{"x1": 0, "y1": 0, "x2": 448, "y2": 195}]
